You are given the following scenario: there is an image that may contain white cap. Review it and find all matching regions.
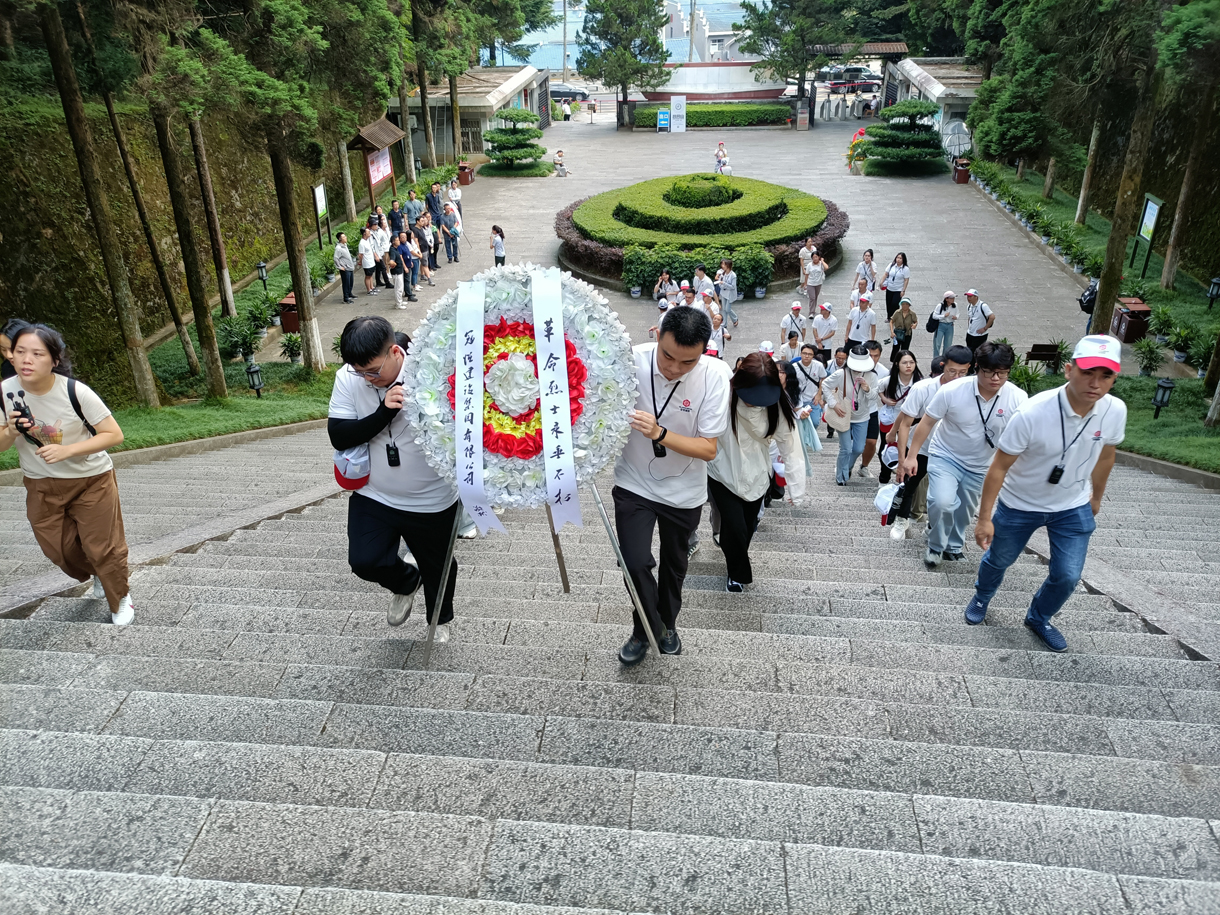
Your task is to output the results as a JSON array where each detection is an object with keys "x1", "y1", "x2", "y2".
[
  {"x1": 819, "y1": 302, "x2": 833, "y2": 313},
  {"x1": 1071, "y1": 334, "x2": 1121, "y2": 373},
  {"x1": 966, "y1": 288, "x2": 979, "y2": 297},
  {"x1": 759, "y1": 340, "x2": 774, "y2": 354},
  {"x1": 860, "y1": 291, "x2": 873, "y2": 303},
  {"x1": 944, "y1": 290, "x2": 956, "y2": 299},
  {"x1": 791, "y1": 302, "x2": 803, "y2": 310},
  {"x1": 658, "y1": 301, "x2": 669, "y2": 310}
]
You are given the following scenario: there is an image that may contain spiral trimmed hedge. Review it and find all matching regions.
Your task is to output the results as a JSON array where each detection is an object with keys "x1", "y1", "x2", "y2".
[{"x1": 572, "y1": 175, "x2": 829, "y2": 249}]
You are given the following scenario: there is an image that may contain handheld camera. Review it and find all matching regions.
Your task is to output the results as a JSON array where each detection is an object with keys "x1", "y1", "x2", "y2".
[{"x1": 5, "y1": 391, "x2": 42, "y2": 448}]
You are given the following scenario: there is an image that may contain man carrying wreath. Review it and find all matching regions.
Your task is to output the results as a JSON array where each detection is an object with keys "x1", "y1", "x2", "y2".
[
  {"x1": 613, "y1": 308, "x2": 731, "y2": 665},
  {"x1": 329, "y1": 316, "x2": 460, "y2": 641}
]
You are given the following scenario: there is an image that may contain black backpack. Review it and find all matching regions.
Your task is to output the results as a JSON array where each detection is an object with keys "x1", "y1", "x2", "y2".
[{"x1": 1079, "y1": 278, "x2": 1098, "y2": 315}]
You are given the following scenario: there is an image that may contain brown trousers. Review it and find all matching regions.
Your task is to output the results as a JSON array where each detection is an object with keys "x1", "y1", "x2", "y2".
[{"x1": 25, "y1": 469, "x2": 129, "y2": 612}]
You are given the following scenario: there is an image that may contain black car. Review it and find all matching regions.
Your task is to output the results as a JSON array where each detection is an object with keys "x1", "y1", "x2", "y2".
[
  {"x1": 825, "y1": 67, "x2": 883, "y2": 94},
  {"x1": 549, "y1": 83, "x2": 590, "y2": 101}
]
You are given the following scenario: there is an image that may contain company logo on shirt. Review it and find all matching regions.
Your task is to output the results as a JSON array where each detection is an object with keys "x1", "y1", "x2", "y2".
[
  {"x1": 996, "y1": 409, "x2": 1004, "y2": 416},
  {"x1": 682, "y1": 399, "x2": 691, "y2": 408},
  {"x1": 1093, "y1": 430, "x2": 1103, "y2": 440}
]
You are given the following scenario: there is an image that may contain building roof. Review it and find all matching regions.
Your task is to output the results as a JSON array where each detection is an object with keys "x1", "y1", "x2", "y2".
[
  {"x1": 392, "y1": 66, "x2": 544, "y2": 112},
  {"x1": 895, "y1": 57, "x2": 984, "y2": 102},
  {"x1": 349, "y1": 118, "x2": 405, "y2": 152},
  {"x1": 815, "y1": 41, "x2": 909, "y2": 58}
]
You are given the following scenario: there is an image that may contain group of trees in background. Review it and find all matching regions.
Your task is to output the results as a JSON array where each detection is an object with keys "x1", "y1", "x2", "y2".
[{"x1": 2, "y1": 0, "x2": 555, "y2": 406}]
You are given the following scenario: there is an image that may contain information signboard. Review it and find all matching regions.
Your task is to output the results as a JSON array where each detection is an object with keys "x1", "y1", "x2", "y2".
[
  {"x1": 671, "y1": 95, "x2": 687, "y2": 133},
  {"x1": 1138, "y1": 194, "x2": 1161, "y2": 243},
  {"x1": 368, "y1": 147, "x2": 393, "y2": 185},
  {"x1": 657, "y1": 109, "x2": 670, "y2": 132}
]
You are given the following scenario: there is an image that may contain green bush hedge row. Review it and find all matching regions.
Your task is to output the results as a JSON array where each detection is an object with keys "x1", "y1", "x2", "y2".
[
  {"x1": 611, "y1": 175, "x2": 789, "y2": 234},
  {"x1": 859, "y1": 144, "x2": 946, "y2": 162},
  {"x1": 483, "y1": 127, "x2": 544, "y2": 145},
  {"x1": 665, "y1": 174, "x2": 738, "y2": 208},
  {"x1": 633, "y1": 102, "x2": 792, "y2": 128},
  {"x1": 863, "y1": 126, "x2": 941, "y2": 149},
  {"x1": 622, "y1": 243, "x2": 774, "y2": 292},
  {"x1": 861, "y1": 158, "x2": 950, "y2": 177},
  {"x1": 573, "y1": 175, "x2": 828, "y2": 249}
]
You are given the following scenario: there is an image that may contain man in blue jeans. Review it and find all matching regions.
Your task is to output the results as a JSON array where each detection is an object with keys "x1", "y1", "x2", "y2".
[
  {"x1": 963, "y1": 335, "x2": 1126, "y2": 651},
  {"x1": 903, "y1": 342, "x2": 1027, "y2": 566}
]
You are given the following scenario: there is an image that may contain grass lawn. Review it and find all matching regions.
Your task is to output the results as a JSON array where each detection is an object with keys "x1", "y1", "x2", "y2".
[{"x1": 1031, "y1": 373, "x2": 1220, "y2": 474}]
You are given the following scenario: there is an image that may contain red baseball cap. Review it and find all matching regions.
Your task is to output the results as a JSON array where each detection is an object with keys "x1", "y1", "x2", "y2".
[{"x1": 1071, "y1": 335, "x2": 1121, "y2": 373}]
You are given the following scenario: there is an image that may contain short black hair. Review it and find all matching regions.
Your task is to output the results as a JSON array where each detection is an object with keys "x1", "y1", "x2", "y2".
[
  {"x1": 834, "y1": 346, "x2": 848, "y2": 356},
  {"x1": 929, "y1": 355, "x2": 947, "y2": 377},
  {"x1": 695, "y1": 263, "x2": 707, "y2": 274},
  {"x1": 975, "y1": 341, "x2": 1015, "y2": 371},
  {"x1": 340, "y1": 316, "x2": 394, "y2": 367},
  {"x1": 787, "y1": 331, "x2": 799, "y2": 340},
  {"x1": 660, "y1": 306, "x2": 712, "y2": 349},
  {"x1": 943, "y1": 345, "x2": 973, "y2": 368},
  {"x1": 864, "y1": 340, "x2": 882, "y2": 353},
  {"x1": 801, "y1": 343, "x2": 815, "y2": 353}
]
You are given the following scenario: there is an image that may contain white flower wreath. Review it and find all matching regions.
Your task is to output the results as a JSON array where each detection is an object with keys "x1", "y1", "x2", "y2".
[{"x1": 402, "y1": 263, "x2": 638, "y2": 508}]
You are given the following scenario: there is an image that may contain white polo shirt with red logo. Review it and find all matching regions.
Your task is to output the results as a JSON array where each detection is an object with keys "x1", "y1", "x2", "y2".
[{"x1": 924, "y1": 376, "x2": 1028, "y2": 475}]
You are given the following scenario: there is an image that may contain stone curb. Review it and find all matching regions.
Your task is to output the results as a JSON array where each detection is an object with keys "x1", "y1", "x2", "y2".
[
  {"x1": 0, "y1": 419, "x2": 327, "y2": 488},
  {"x1": 0, "y1": 480, "x2": 340, "y2": 618},
  {"x1": 1113, "y1": 449, "x2": 1220, "y2": 491}
]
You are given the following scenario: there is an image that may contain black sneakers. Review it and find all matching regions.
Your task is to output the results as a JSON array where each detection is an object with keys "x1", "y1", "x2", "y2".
[
  {"x1": 660, "y1": 628, "x2": 682, "y2": 655},
  {"x1": 619, "y1": 635, "x2": 648, "y2": 666}
]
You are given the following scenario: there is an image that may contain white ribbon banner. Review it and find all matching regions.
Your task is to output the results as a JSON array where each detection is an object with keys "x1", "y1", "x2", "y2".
[
  {"x1": 455, "y1": 281, "x2": 506, "y2": 536},
  {"x1": 531, "y1": 267, "x2": 583, "y2": 532}
]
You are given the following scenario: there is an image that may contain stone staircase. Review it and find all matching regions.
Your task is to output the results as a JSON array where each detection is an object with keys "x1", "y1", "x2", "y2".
[{"x1": 2, "y1": 452, "x2": 1219, "y2": 913}]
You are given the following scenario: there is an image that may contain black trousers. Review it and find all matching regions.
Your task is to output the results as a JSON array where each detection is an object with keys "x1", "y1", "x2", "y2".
[
  {"x1": 612, "y1": 485, "x2": 701, "y2": 641},
  {"x1": 885, "y1": 290, "x2": 902, "y2": 320},
  {"x1": 347, "y1": 492, "x2": 459, "y2": 624},
  {"x1": 374, "y1": 259, "x2": 390, "y2": 288},
  {"x1": 340, "y1": 270, "x2": 354, "y2": 301},
  {"x1": 896, "y1": 453, "x2": 929, "y2": 519},
  {"x1": 967, "y1": 333, "x2": 988, "y2": 352},
  {"x1": 890, "y1": 335, "x2": 910, "y2": 362},
  {"x1": 708, "y1": 478, "x2": 763, "y2": 585}
]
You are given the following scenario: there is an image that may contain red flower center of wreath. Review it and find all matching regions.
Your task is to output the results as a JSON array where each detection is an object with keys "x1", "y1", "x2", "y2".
[{"x1": 447, "y1": 317, "x2": 588, "y2": 459}]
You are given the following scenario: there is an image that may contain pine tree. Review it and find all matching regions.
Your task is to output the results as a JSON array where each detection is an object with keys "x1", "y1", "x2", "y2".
[
  {"x1": 734, "y1": 0, "x2": 860, "y2": 101},
  {"x1": 576, "y1": 0, "x2": 670, "y2": 126}
]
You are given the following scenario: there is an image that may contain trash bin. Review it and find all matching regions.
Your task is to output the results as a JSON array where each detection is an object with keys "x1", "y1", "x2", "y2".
[
  {"x1": 1109, "y1": 298, "x2": 1149, "y2": 343},
  {"x1": 953, "y1": 158, "x2": 971, "y2": 184},
  {"x1": 278, "y1": 292, "x2": 300, "y2": 333},
  {"x1": 458, "y1": 164, "x2": 474, "y2": 186}
]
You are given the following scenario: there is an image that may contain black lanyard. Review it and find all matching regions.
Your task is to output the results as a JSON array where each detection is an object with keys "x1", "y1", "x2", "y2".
[
  {"x1": 975, "y1": 392, "x2": 998, "y2": 448},
  {"x1": 650, "y1": 352, "x2": 682, "y2": 422},
  {"x1": 1057, "y1": 391, "x2": 1093, "y2": 463}
]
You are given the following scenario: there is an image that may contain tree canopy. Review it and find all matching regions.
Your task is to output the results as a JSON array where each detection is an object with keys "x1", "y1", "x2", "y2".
[{"x1": 575, "y1": 0, "x2": 669, "y2": 119}]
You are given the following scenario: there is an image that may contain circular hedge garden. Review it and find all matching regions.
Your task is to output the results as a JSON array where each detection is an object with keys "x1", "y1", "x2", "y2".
[{"x1": 556, "y1": 173, "x2": 849, "y2": 293}]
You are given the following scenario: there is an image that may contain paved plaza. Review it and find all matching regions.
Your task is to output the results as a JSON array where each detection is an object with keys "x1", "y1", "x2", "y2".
[{"x1": 2, "y1": 113, "x2": 1220, "y2": 914}]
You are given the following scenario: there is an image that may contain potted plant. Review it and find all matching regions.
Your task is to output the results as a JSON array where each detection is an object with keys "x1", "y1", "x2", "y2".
[
  {"x1": 264, "y1": 292, "x2": 282, "y2": 326},
  {"x1": 1085, "y1": 254, "x2": 1105, "y2": 279},
  {"x1": 1065, "y1": 241, "x2": 1088, "y2": 272},
  {"x1": 1168, "y1": 323, "x2": 1196, "y2": 363},
  {"x1": 630, "y1": 286, "x2": 642, "y2": 298},
  {"x1": 1149, "y1": 305, "x2": 1174, "y2": 344},
  {"x1": 309, "y1": 264, "x2": 325, "y2": 295},
  {"x1": 218, "y1": 315, "x2": 264, "y2": 363},
  {"x1": 1189, "y1": 333, "x2": 1216, "y2": 378},
  {"x1": 245, "y1": 300, "x2": 271, "y2": 337},
  {"x1": 280, "y1": 332, "x2": 303, "y2": 365},
  {"x1": 1133, "y1": 336, "x2": 1165, "y2": 377}
]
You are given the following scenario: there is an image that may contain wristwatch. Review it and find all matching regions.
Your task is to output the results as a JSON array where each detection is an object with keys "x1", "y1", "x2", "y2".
[{"x1": 655, "y1": 427, "x2": 668, "y2": 443}]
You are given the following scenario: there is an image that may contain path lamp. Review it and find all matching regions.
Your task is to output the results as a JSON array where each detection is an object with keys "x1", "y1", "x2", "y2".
[
  {"x1": 246, "y1": 361, "x2": 264, "y2": 399},
  {"x1": 257, "y1": 261, "x2": 269, "y2": 296},
  {"x1": 1152, "y1": 378, "x2": 1175, "y2": 419},
  {"x1": 1208, "y1": 277, "x2": 1220, "y2": 311}
]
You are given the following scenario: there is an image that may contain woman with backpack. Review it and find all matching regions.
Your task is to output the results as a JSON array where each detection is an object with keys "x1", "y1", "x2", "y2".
[
  {"x1": 822, "y1": 345, "x2": 879, "y2": 485},
  {"x1": 707, "y1": 353, "x2": 804, "y2": 593},
  {"x1": 881, "y1": 252, "x2": 910, "y2": 323},
  {"x1": 929, "y1": 291, "x2": 958, "y2": 359},
  {"x1": 0, "y1": 325, "x2": 133, "y2": 624},
  {"x1": 877, "y1": 350, "x2": 922, "y2": 485}
]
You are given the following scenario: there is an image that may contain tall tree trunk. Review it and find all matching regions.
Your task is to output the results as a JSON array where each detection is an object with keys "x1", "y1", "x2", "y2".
[
  {"x1": 1015, "y1": 157, "x2": 1025, "y2": 180},
  {"x1": 0, "y1": 8, "x2": 14, "y2": 61},
  {"x1": 449, "y1": 73, "x2": 462, "y2": 163},
  {"x1": 412, "y1": 9, "x2": 437, "y2": 169},
  {"x1": 152, "y1": 109, "x2": 227, "y2": 400},
  {"x1": 186, "y1": 115, "x2": 236, "y2": 317},
  {"x1": 1093, "y1": 64, "x2": 1164, "y2": 338},
  {"x1": 398, "y1": 68, "x2": 418, "y2": 184},
  {"x1": 488, "y1": 42, "x2": 496, "y2": 66},
  {"x1": 73, "y1": 0, "x2": 198, "y2": 375},
  {"x1": 1206, "y1": 376, "x2": 1220, "y2": 427},
  {"x1": 338, "y1": 141, "x2": 358, "y2": 221},
  {"x1": 265, "y1": 127, "x2": 325, "y2": 372},
  {"x1": 1075, "y1": 117, "x2": 1101, "y2": 226},
  {"x1": 40, "y1": 4, "x2": 159, "y2": 407},
  {"x1": 1161, "y1": 79, "x2": 1216, "y2": 290},
  {"x1": 1041, "y1": 157, "x2": 1055, "y2": 199},
  {"x1": 1203, "y1": 332, "x2": 1220, "y2": 407}
]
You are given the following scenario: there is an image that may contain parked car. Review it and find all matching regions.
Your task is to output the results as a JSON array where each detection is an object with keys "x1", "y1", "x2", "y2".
[
  {"x1": 826, "y1": 67, "x2": 883, "y2": 94},
  {"x1": 549, "y1": 83, "x2": 590, "y2": 101}
]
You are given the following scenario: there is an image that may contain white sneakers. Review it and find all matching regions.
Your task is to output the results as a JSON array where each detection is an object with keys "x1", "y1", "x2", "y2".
[
  {"x1": 434, "y1": 623, "x2": 451, "y2": 644},
  {"x1": 890, "y1": 517, "x2": 909, "y2": 540},
  {"x1": 111, "y1": 595, "x2": 134, "y2": 626},
  {"x1": 387, "y1": 583, "x2": 419, "y2": 627},
  {"x1": 857, "y1": 465, "x2": 873, "y2": 479},
  {"x1": 91, "y1": 576, "x2": 105, "y2": 599}
]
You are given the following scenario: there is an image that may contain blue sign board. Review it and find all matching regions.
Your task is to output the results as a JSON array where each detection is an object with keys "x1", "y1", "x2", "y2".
[{"x1": 657, "y1": 109, "x2": 670, "y2": 132}]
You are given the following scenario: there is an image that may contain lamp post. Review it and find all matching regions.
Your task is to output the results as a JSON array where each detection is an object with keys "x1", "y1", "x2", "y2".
[
  {"x1": 1208, "y1": 277, "x2": 1220, "y2": 311},
  {"x1": 1152, "y1": 378, "x2": 1175, "y2": 419},
  {"x1": 246, "y1": 361, "x2": 264, "y2": 399},
  {"x1": 256, "y1": 261, "x2": 268, "y2": 296}
]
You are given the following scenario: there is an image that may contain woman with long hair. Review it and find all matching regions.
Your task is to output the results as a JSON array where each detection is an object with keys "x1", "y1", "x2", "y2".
[
  {"x1": 490, "y1": 225, "x2": 506, "y2": 266},
  {"x1": 877, "y1": 350, "x2": 921, "y2": 484},
  {"x1": 707, "y1": 353, "x2": 804, "y2": 592},
  {"x1": 882, "y1": 252, "x2": 910, "y2": 323},
  {"x1": 0, "y1": 325, "x2": 133, "y2": 623},
  {"x1": 823, "y1": 345, "x2": 879, "y2": 485},
  {"x1": 854, "y1": 248, "x2": 876, "y2": 292}
]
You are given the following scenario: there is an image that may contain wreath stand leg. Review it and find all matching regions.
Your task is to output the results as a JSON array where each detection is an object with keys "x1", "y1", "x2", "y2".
[
  {"x1": 544, "y1": 503, "x2": 571, "y2": 592},
  {"x1": 587, "y1": 481, "x2": 663, "y2": 657},
  {"x1": 419, "y1": 507, "x2": 463, "y2": 669}
]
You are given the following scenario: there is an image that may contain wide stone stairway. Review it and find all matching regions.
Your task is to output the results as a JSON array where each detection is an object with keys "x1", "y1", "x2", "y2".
[{"x1": 2, "y1": 440, "x2": 1219, "y2": 913}]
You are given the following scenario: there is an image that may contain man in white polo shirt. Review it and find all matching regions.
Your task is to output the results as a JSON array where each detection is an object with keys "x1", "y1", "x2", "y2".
[
  {"x1": 903, "y1": 341, "x2": 1028, "y2": 568},
  {"x1": 781, "y1": 302, "x2": 807, "y2": 342},
  {"x1": 811, "y1": 302, "x2": 837, "y2": 365},
  {"x1": 846, "y1": 292, "x2": 877, "y2": 349},
  {"x1": 615, "y1": 307, "x2": 731, "y2": 665},
  {"x1": 329, "y1": 317, "x2": 460, "y2": 639},
  {"x1": 963, "y1": 336, "x2": 1126, "y2": 651},
  {"x1": 964, "y1": 289, "x2": 995, "y2": 351}
]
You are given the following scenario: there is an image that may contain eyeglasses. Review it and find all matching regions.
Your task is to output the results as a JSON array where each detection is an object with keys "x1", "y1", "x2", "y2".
[
  {"x1": 353, "y1": 349, "x2": 393, "y2": 380},
  {"x1": 980, "y1": 369, "x2": 1010, "y2": 380}
]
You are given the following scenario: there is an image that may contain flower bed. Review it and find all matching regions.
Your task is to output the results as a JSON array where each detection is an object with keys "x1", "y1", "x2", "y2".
[{"x1": 402, "y1": 265, "x2": 637, "y2": 508}]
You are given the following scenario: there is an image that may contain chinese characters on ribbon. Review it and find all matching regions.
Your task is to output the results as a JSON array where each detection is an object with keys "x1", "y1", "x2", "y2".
[
  {"x1": 454, "y1": 281, "x2": 506, "y2": 535},
  {"x1": 531, "y1": 267, "x2": 583, "y2": 532}
]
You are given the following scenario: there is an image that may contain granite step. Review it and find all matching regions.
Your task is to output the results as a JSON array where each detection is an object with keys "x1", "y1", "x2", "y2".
[{"x1": 2, "y1": 731, "x2": 1218, "y2": 883}]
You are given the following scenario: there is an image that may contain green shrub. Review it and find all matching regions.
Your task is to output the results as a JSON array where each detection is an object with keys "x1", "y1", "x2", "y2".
[
  {"x1": 633, "y1": 102, "x2": 791, "y2": 128},
  {"x1": 615, "y1": 178, "x2": 786, "y2": 234},
  {"x1": 862, "y1": 125, "x2": 941, "y2": 149},
  {"x1": 1168, "y1": 323, "x2": 1197, "y2": 353},
  {"x1": 485, "y1": 108, "x2": 546, "y2": 170},
  {"x1": 860, "y1": 158, "x2": 950, "y2": 177},
  {"x1": 1189, "y1": 332, "x2": 1216, "y2": 369},
  {"x1": 664, "y1": 174, "x2": 738, "y2": 209},
  {"x1": 550, "y1": 101, "x2": 562, "y2": 121},
  {"x1": 572, "y1": 174, "x2": 828, "y2": 249},
  {"x1": 478, "y1": 160, "x2": 556, "y2": 178},
  {"x1": 1132, "y1": 336, "x2": 1166, "y2": 374},
  {"x1": 622, "y1": 243, "x2": 774, "y2": 293}
]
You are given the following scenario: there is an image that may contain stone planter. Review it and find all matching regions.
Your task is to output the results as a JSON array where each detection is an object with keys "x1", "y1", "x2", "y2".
[
  {"x1": 755, "y1": 287, "x2": 767, "y2": 299},
  {"x1": 1074, "y1": 264, "x2": 1084, "y2": 274},
  {"x1": 1139, "y1": 368, "x2": 1152, "y2": 377},
  {"x1": 630, "y1": 287, "x2": 641, "y2": 298},
  {"x1": 1053, "y1": 245, "x2": 1063, "y2": 254},
  {"x1": 1199, "y1": 367, "x2": 1207, "y2": 378}
]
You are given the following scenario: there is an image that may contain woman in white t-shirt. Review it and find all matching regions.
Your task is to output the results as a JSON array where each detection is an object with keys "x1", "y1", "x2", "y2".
[
  {"x1": 881, "y1": 252, "x2": 910, "y2": 322},
  {"x1": 854, "y1": 248, "x2": 877, "y2": 292},
  {"x1": 877, "y1": 350, "x2": 921, "y2": 485},
  {"x1": 931, "y1": 291, "x2": 958, "y2": 359},
  {"x1": 490, "y1": 225, "x2": 506, "y2": 266},
  {"x1": 716, "y1": 258, "x2": 739, "y2": 327},
  {"x1": 802, "y1": 248, "x2": 827, "y2": 313},
  {"x1": 374, "y1": 216, "x2": 392, "y2": 290},
  {"x1": 0, "y1": 326, "x2": 133, "y2": 624},
  {"x1": 446, "y1": 179, "x2": 463, "y2": 217}
]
